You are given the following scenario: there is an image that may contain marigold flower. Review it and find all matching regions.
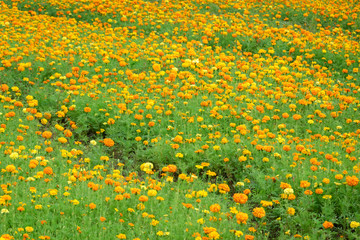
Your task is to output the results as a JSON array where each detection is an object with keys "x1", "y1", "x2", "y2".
[
  {"x1": 350, "y1": 221, "x2": 360, "y2": 228},
  {"x1": 25, "y1": 227, "x2": 33, "y2": 232},
  {"x1": 315, "y1": 188, "x2": 323, "y2": 194},
  {"x1": 9, "y1": 152, "x2": 19, "y2": 160},
  {"x1": 233, "y1": 193, "x2": 248, "y2": 204},
  {"x1": 58, "y1": 137, "x2": 67, "y2": 144},
  {"x1": 89, "y1": 203, "x2": 96, "y2": 210},
  {"x1": 209, "y1": 204, "x2": 221, "y2": 213},
  {"x1": 116, "y1": 233, "x2": 126, "y2": 239},
  {"x1": 323, "y1": 221, "x2": 334, "y2": 229},
  {"x1": 293, "y1": 114, "x2": 302, "y2": 120},
  {"x1": 288, "y1": 194, "x2": 296, "y2": 200},
  {"x1": 346, "y1": 175, "x2": 359, "y2": 186},
  {"x1": 103, "y1": 138, "x2": 115, "y2": 147},
  {"x1": 287, "y1": 207, "x2": 295, "y2": 215},
  {"x1": 152, "y1": 63, "x2": 161, "y2": 72},
  {"x1": 5, "y1": 165, "x2": 16, "y2": 173},
  {"x1": 284, "y1": 188, "x2": 294, "y2": 194},
  {"x1": 43, "y1": 167, "x2": 53, "y2": 175},
  {"x1": 300, "y1": 181, "x2": 311, "y2": 188},
  {"x1": 147, "y1": 190, "x2": 157, "y2": 197},
  {"x1": 208, "y1": 231, "x2": 220, "y2": 239},
  {"x1": 335, "y1": 174, "x2": 343, "y2": 180},
  {"x1": 139, "y1": 195, "x2": 148, "y2": 202},
  {"x1": 218, "y1": 184, "x2": 230, "y2": 193},
  {"x1": 322, "y1": 178, "x2": 330, "y2": 184},
  {"x1": 252, "y1": 207, "x2": 266, "y2": 218},
  {"x1": 140, "y1": 162, "x2": 153, "y2": 172},
  {"x1": 167, "y1": 164, "x2": 177, "y2": 173},
  {"x1": 236, "y1": 212, "x2": 248, "y2": 224}
]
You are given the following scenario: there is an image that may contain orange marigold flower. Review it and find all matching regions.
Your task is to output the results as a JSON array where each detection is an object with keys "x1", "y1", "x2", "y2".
[
  {"x1": 182, "y1": 202, "x2": 193, "y2": 209},
  {"x1": 6, "y1": 164, "x2": 16, "y2": 172},
  {"x1": 103, "y1": 138, "x2": 115, "y2": 147},
  {"x1": 45, "y1": 147, "x2": 53, "y2": 153},
  {"x1": 64, "y1": 129, "x2": 72, "y2": 138},
  {"x1": 280, "y1": 182, "x2": 292, "y2": 189},
  {"x1": 252, "y1": 207, "x2": 266, "y2": 218},
  {"x1": 245, "y1": 235, "x2": 254, "y2": 240},
  {"x1": 323, "y1": 221, "x2": 334, "y2": 229},
  {"x1": 304, "y1": 190, "x2": 313, "y2": 195},
  {"x1": 236, "y1": 212, "x2": 248, "y2": 224},
  {"x1": 167, "y1": 164, "x2": 177, "y2": 173},
  {"x1": 84, "y1": 107, "x2": 91, "y2": 113},
  {"x1": 203, "y1": 227, "x2": 217, "y2": 234},
  {"x1": 335, "y1": 174, "x2": 343, "y2": 180},
  {"x1": 42, "y1": 131, "x2": 52, "y2": 139},
  {"x1": 315, "y1": 188, "x2": 323, "y2": 194},
  {"x1": 233, "y1": 193, "x2": 248, "y2": 204},
  {"x1": 218, "y1": 184, "x2": 230, "y2": 193},
  {"x1": 293, "y1": 114, "x2": 302, "y2": 120},
  {"x1": 89, "y1": 203, "x2": 96, "y2": 210},
  {"x1": 43, "y1": 167, "x2": 53, "y2": 175},
  {"x1": 209, "y1": 204, "x2": 221, "y2": 213},
  {"x1": 300, "y1": 180, "x2": 311, "y2": 188},
  {"x1": 346, "y1": 175, "x2": 359, "y2": 187},
  {"x1": 58, "y1": 137, "x2": 67, "y2": 144},
  {"x1": 243, "y1": 189, "x2": 251, "y2": 195},
  {"x1": 139, "y1": 195, "x2": 148, "y2": 202}
]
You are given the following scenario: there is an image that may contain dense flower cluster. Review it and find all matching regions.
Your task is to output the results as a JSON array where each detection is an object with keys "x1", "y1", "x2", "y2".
[{"x1": 0, "y1": 0, "x2": 359, "y2": 239}]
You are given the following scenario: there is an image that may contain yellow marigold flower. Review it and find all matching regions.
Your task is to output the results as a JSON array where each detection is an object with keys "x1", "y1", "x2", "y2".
[
  {"x1": 25, "y1": 227, "x2": 34, "y2": 232},
  {"x1": 287, "y1": 207, "x2": 295, "y2": 215},
  {"x1": 350, "y1": 221, "x2": 360, "y2": 228},
  {"x1": 235, "y1": 230, "x2": 243, "y2": 237},
  {"x1": 147, "y1": 190, "x2": 157, "y2": 197},
  {"x1": 208, "y1": 231, "x2": 220, "y2": 239},
  {"x1": 9, "y1": 152, "x2": 19, "y2": 160},
  {"x1": 213, "y1": 145, "x2": 220, "y2": 151},
  {"x1": 197, "y1": 218, "x2": 205, "y2": 224},
  {"x1": 260, "y1": 201, "x2": 273, "y2": 207},
  {"x1": 116, "y1": 233, "x2": 126, "y2": 239},
  {"x1": 140, "y1": 162, "x2": 153, "y2": 172},
  {"x1": 284, "y1": 188, "x2": 294, "y2": 195},
  {"x1": 49, "y1": 189, "x2": 58, "y2": 196}
]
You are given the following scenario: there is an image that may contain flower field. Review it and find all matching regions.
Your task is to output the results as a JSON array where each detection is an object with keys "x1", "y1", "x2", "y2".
[{"x1": 0, "y1": 0, "x2": 360, "y2": 239}]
